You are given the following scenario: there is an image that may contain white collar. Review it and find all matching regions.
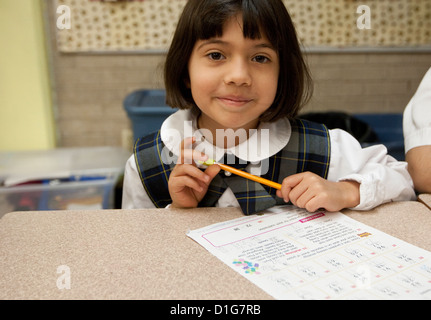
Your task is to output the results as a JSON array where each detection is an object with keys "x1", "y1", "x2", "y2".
[{"x1": 160, "y1": 109, "x2": 291, "y2": 164}]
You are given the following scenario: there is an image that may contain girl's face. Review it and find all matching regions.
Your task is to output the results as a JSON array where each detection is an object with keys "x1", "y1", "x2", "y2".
[{"x1": 188, "y1": 13, "x2": 280, "y2": 136}]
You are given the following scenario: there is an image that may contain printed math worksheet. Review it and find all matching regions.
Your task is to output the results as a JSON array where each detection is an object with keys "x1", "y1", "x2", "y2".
[{"x1": 187, "y1": 205, "x2": 431, "y2": 300}]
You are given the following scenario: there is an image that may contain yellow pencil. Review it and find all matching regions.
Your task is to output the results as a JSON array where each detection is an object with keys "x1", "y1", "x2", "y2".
[{"x1": 200, "y1": 159, "x2": 282, "y2": 190}]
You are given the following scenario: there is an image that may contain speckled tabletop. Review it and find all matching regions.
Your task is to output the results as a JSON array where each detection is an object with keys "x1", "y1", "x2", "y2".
[
  {"x1": 1, "y1": 201, "x2": 430, "y2": 300},
  {"x1": 418, "y1": 193, "x2": 431, "y2": 210}
]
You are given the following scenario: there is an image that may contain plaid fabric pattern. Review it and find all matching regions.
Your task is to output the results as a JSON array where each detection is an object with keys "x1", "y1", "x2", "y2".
[
  {"x1": 134, "y1": 130, "x2": 176, "y2": 208},
  {"x1": 276, "y1": 119, "x2": 331, "y2": 186},
  {"x1": 134, "y1": 119, "x2": 331, "y2": 215},
  {"x1": 199, "y1": 154, "x2": 277, "y2": 214}
]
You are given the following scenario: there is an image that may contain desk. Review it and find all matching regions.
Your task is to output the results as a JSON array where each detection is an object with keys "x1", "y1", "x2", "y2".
[
  {"x1": 1, "y1": 201, "x2": 431, "y2": 300},
  {"x1": 418, "y1": 193, "x2": 431, "y2": 210}
]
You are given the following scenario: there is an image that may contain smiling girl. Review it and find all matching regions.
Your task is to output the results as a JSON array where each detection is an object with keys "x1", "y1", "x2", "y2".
[{"x1": 122, "y1": 0, "x2": 415, "y2": 214}]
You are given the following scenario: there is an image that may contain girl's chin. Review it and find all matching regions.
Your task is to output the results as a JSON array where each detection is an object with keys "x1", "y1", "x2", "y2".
[{"x1": 198, "y1": 110, "x2": 261, "y2": 131}]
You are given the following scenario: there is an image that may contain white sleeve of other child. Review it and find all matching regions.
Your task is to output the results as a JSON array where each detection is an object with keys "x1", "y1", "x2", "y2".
[
  {"x1": 403, "y1": 67, "x2": 431, "y2": 152},
  {"x1": 327, "y1": 129, "x2": 416, "y2": 211}
]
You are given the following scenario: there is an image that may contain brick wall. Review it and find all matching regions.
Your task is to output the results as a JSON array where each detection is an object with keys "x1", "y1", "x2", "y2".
[
  {"x1": 305, "y1": 52, "x2": 431, "y2": 114},
  {"x1": 52, "y1": 54, "x2": 165, "y2": 148}
]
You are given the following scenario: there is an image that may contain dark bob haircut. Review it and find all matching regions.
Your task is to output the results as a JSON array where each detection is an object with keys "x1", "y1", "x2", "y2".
[{"x1": 164, "y1": 0, "x2": 313, "y2": 122}]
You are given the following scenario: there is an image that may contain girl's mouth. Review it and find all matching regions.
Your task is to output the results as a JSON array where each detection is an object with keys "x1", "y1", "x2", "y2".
[{"x1": 218, "y1": 96, "x2": 253, "y2": 107}]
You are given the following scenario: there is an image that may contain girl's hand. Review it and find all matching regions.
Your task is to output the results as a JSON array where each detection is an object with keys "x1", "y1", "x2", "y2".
[
  {"x1": 276, "y1": 172, "x2": 360, "y2": 213},
  {"x1": 169, "y1": 137, "x2": 221, "y2": 208}
]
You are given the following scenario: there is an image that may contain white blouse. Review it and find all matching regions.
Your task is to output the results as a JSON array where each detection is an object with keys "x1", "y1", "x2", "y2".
[
  {"x1": 122, "y1": 109, "x2": 416, "y2": 211},
  {"x1": 403, "y1": 67, "x2": 431, "y2": 153}
]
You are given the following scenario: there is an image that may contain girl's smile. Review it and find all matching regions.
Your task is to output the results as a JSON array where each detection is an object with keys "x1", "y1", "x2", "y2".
[
  {"x1": 188, "y1": 13, "x2": 280, "y2": 141},
  {"x1": 216, "y1": 95, "x2": 253, "y2": 108}
]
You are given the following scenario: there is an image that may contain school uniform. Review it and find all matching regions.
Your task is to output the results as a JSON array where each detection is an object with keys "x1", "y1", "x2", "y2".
[{"x1": 122, "y1": 109, "x2": 415, "y2": 214}]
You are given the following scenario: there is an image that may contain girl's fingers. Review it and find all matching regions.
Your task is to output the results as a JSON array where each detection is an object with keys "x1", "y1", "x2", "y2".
[
  {"x1": 277, "y1": 174, "x2": 304, "y2": 203},
  {"x1": 303, "y1": 197, "x2": 322, "y2": 213},
  {"x1": 276, "y1": 188, "x2": 291, "y2": 203},
  {"x1": 179, "y1": 137, "x2": 208, "y2": 165},
  {"x1": 277, "y1": 173, "x2": 311, "y2": 204},
  {"x1": 172, "y1": 162, "x2": 211, "y2": 184},
  {"x1": 294, "y1": 189, "x2": 315, "y2": 209},
  {"x1": 179, "y1": 137, "x2": 195, "y2": 164},
  {"x1": 204, "y1": 162, "x2": 221, "y2": 179},
  {"x1": 172, "y1": 175, "x2": 205, "y2": 193},
  {"x1": 181, "y1": 149, "x2": 208, "y2": 165},
  {"x1": 180, "y1": 136, "x2": 195, "y2": 149}
]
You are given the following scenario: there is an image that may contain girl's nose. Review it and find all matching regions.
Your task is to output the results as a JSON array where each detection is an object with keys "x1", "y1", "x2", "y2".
[{"x1": 224, "y1": 58, "x2": 252, "y2": 87}]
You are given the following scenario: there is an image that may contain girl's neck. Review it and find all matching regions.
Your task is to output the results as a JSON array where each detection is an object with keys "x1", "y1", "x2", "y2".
[{"x1": 197, "y1": 114, "x2": 260, "y2": 149}]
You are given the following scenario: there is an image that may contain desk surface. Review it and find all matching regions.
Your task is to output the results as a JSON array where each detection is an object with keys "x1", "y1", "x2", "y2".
[
  {"x1": 1, "y1": 201, "x2": 431, "y2": 300},
  {"x1": 419, "y1": 193, "x2": 431, "y2": 210}
]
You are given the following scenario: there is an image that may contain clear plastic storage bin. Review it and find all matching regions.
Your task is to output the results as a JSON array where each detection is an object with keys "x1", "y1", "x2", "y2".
[{"x1": 0, "y1": 147, "x2": 130, "y2": 218}]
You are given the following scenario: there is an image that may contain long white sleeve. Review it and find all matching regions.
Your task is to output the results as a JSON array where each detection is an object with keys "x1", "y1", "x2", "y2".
[{"x1": 328, "y1": 129, "x2": 416, "y2": 210}]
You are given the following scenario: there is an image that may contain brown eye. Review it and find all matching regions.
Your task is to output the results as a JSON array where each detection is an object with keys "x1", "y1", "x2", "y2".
[
  {"x1": 208, "y1": 52, "x2": 224, "y2": 60},
  {"x1": 253, "y1": 55, "x2": 269, "y2": 63}
]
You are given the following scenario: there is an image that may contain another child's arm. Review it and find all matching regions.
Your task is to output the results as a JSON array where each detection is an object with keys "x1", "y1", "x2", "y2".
[
  {"x1": 406, "y1": 146, "x2": 431, "y2": 193},
  {"x1": 276, "y1": 172, "x2": 360, "y2": 213},
  {"x1": 168, "y1": 137, "x2": 221, "y2": 208}
]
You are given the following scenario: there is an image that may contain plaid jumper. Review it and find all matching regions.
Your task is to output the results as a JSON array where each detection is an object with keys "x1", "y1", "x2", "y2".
[{"x1": 133, "y1": 119, "x2": 331, "y2": 215}]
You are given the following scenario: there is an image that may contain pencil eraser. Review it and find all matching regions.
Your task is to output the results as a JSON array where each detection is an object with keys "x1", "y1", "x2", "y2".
[{"x1": 198, "y1": 159, "x2": 216, "y2": 166}]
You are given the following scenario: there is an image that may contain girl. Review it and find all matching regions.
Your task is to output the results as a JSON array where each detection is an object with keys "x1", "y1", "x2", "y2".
[{"x1": 122, "y1": 0, "x2": 415, "y2": 214}]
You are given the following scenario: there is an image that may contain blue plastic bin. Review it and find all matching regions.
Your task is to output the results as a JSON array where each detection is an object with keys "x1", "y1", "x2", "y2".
[
  {"x1": 354, "y1": 113, "x2": 405, "y2": 161},
  {"x1": 123, "y1": 89, "x2": 178, "y2": 141}
]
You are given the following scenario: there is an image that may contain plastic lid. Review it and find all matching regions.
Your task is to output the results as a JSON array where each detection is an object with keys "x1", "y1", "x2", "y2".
[{"x1": 0, "y1": 147, "x2": 130, "y2": 187}]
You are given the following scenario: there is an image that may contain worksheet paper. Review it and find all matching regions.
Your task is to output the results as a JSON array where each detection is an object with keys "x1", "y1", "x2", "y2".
[{"x1": 187, "y1": 205, "x2": 431, "y2": 300}]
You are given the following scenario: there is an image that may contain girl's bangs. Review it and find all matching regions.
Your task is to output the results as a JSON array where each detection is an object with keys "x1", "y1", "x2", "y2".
[{"x1": 194, "y1": 1, "x2": 266, "y2": 41}]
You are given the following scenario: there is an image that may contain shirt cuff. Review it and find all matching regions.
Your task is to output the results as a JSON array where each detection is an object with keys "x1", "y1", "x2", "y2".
[{"x1": 338, "y1": 174, "x2": 381, "y2": 211}]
